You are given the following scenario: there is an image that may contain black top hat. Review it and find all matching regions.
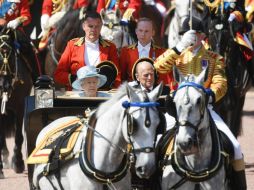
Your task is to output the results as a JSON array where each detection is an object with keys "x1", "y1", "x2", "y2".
[
  {"x1": 96, "y1": 60, "x2": 118, "y2": 89},
  {"x1": 179, "y1": 16, "x2": 205, "y2": 35},
  {"x1": 132, "y1": 57, "x2": 157, "y2": 81}
]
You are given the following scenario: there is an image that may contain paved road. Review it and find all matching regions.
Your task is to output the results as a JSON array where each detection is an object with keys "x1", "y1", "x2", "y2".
[{"x1": 0, "y1": 89, "x2": 254, "y2": 190}]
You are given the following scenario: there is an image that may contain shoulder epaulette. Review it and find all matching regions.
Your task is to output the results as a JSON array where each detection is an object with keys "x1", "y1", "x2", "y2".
[
  {"x1": 100, "y1": 39, "x2": 111, "y2": 47},
  {"x1": 127, "y1": 43, "x2": 137, "y2": 49},
  {"x1": 73, "y1": 37, "x2": 85, "y2": 46}
]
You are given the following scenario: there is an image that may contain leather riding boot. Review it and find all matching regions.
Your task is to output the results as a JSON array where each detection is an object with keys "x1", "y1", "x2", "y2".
[{"x1": 231, "y1": 158, "x2": 247, "y2": 190}]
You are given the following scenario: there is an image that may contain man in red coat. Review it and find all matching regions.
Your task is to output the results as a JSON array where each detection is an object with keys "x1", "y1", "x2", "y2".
[
  {"x1": 119, "y1": 17, "x2": 171, "y2": 85},
  {"x1": 97, "y1": 0, "x2": 142, "y2": 21},
  {"x1": 0, "y1": 0, "x2": 31, "y2": 28},
  {"x1": 54, "y1": 11, "x2": 121, "y2": 90},
  {"x1": 39, "y1": 0, "x2": 89, "y2": 49}
]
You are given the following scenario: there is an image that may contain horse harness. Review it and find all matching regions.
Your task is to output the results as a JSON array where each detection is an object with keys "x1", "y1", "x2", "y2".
[
  {"x1": 35, "y1": 92, "x2": 161, "y2": 190},
  {"x1": 0, "y1": 29, "x2": 21, "y2": 114},
  {"x1": 161, "y1": 82, "x2": 230, "y2": 189},
  {"x1": 79, "y1": 92, "x2": 160, "y2": 188}
]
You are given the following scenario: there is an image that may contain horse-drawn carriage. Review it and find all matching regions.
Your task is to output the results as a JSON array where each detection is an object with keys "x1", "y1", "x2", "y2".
[{"x1": 24, "y1": 82, "x2": 169, "y2": 189}]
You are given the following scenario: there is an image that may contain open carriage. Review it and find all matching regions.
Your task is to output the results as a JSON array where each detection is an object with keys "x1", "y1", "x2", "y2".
[{"x1": 24, "y1": 83, "x2": 169, "y2": 189}]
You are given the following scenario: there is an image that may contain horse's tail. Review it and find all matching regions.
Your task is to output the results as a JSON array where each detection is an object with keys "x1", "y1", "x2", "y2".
[{"x1": 0, "y1": 111, "x2": 15, "y2": 137}]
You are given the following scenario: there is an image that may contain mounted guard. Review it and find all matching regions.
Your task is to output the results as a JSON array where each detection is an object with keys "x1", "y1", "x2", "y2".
[{"x1": 154, "y1": 16, "x2": 247, "y2": 189}]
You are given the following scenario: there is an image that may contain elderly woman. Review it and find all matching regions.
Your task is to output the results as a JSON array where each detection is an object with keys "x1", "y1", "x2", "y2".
[{"x1": 72, "y1": 66, "x2": 111, "y2": 97}]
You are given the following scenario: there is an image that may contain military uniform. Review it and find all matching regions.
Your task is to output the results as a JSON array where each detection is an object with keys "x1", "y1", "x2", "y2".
[
  {"x1": 54, "y1": 37, "x2": 121, "y2": 90},
  {"x1": 42, "y1": 0, "x2": 89, "y2": 16},
  {"x1": 0, "y1": 0, "x2": 31, "y2": 26},
  {"x1": 154, "y1": 45, "x2": 227, "y2": 102},
  {"x1": 119, "y1": 43, "x2": 171, "y2": 85},
  {"x1": 97, "y1": 0, "x2": 142, "y2": 20}
]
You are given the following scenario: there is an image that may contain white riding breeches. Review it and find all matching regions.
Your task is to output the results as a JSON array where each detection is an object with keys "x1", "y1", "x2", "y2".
[{"x1": 208, "y1": 105, "x2": 243, "y2": 160}]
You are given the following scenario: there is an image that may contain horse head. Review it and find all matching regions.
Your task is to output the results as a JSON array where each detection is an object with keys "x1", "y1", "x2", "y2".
[
  {"x1": 100, "y1": 9, "x2": 123, "y2": 49},
  {"x1": 121, "y1": 83, "x2": 163, "y2": 179},
  {"x1": 173, "y1": 67, "x2": 210, "y2": 155},
  {"x1": 0, "y1": 27, "x2": 16, "y2": 114}
]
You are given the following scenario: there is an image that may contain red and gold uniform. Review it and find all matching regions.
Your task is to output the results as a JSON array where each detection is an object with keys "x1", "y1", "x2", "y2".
[
  {"x1": 54, "y1": 37, "x2": 121, "y2": 90},
  {"x1": 97, "y1": 0, "x2": 142, "y2": 20},
  {"x1": 119, "y1": 43, "x2": 171, "y2": 85},
  {"x1": 154, "y1": 45, "x2": 227, "y2": 102},
  {"x1": 42, "y1": 0, "x2": 89, "y2": 16},
  {"x1": 0, "y1": 0, "x2": 31, "y2": 26}
]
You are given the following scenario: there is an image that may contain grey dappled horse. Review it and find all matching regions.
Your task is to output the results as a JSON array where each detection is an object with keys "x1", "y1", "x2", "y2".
[
  {"x1": 32, "y1": 83, "x2": 163, "y2": 189},
  {"x1": 161, "y1": 68, "x2": 229, "y2": 190},
  {"x1": 100, "y1": 9, "x2": 135, "y2": 50}
]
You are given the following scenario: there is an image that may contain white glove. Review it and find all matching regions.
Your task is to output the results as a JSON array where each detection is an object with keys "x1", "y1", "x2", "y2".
[
  {"x1": 176, "y1": 30, "x2": 197, "y2": 52},
  {"x1": 7, "y1": 19, "x2": 21, "y2": 29},
  {"x1": 40, "y1": 14, "x2": 50, "y2": 31},
  {"x1": 228, "y1": 13, "x2": 236, "y2": 22}
]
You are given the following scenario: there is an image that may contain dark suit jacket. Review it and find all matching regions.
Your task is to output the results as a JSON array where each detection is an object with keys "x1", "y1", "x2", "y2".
[{"x1": 131, "y1": 83, "x2": 170, "y2": 96}]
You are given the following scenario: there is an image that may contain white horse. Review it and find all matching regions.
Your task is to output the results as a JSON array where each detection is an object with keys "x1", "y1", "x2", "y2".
[
  {"x1": 32, "y1": 83, "x2": 163, "y2": 190},
  {"x1": 161, "y1": 68, "x2": 230, "y2": 190},
  {"x1": 100, "y1": 9, "x2": 135, "y2": 50},
  {"x1": 167, "y1": 0, "x2": 205, "y2": 48}
]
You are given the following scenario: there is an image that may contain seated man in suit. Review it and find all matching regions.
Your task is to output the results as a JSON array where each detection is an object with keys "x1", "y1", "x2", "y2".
[
  {"x1": 130, "y1": 57, "x2": 170, "y2": 95},
  {"x1": 129, "y1": 57, "x2": 176, "y2": 190}
]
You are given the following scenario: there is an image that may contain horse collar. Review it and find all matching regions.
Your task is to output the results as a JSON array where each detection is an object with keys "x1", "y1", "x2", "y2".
[
  {"x1": 171, "y1": 116, "x2": 225, "y2": 183},
  {"x1": 79, "y1": 118, "x2": 130, "y2": 184}
]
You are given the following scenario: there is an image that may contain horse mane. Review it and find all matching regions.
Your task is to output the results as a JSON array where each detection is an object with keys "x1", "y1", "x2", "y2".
[{"x1": 96, "y1": 83, "x2": 128, "y2": 117}]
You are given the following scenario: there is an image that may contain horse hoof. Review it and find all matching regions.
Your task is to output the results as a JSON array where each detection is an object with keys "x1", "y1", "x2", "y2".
[
  {"x1": 11, "y1": 158, "x2": 25, "y2": 173},
  {"x1": 2, "y1": 160, "x2": 10, "y2": 169}
]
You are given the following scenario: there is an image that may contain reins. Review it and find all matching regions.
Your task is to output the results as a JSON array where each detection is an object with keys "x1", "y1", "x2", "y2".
[
  {"x1": 79, "y1": 92, "x2": 160, "y2": 188},
  {"x1": 165, "y1": 81, "x2": 229, "y2": 189}
]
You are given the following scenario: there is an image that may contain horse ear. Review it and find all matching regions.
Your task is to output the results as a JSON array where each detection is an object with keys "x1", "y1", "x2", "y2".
[
  {"x1": 196, "y1": 66, "x2": 209, "y2": 84},
  {"x1": 173, "y1": 66, "x2": 184, "y2": 83},
  {"x1": 126, "y1": 83, "x2": 140, "y2": 102},
  {"x1": 149, "y1": 82, "x2": 163, "y2": 101}
]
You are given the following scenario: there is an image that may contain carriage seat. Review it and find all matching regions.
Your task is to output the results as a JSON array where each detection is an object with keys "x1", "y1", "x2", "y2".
[{"x1": 26, "y1": 117, "x2": 84, "y2": 164}]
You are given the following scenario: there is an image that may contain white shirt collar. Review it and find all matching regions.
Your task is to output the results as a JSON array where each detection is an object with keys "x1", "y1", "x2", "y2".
[
  {"x1": 85, "y1": 39, "x2": 99, "y2": 48},
  {"x1": 140, "y1": 84, "x2": 153, "y2": 92},
  {"x1": 138, "y1": 42, "x2": 151, "y2": 58},
  {"x1": 138, "y1": 42, "x2": 151, "y2": 51}
]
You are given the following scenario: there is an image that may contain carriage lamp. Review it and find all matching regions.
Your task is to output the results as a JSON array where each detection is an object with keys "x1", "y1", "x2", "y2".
[{"x1": 34, "y1": 75, "x2": 55, "y2": 109}]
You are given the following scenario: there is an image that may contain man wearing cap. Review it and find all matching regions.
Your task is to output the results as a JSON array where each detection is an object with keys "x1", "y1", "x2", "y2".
[
  {"x1": 154, "y1": 16, "x2": 247, "y2": 189},
  {"x1": 72, "y1": 66, "x2": 111, "y2": 97},
  {"x1": 119, "y1": 17, "x2": 170, "y2": 85},
  {"x1": 54, "y1": 11, "x2": 121, "y2": 90}
]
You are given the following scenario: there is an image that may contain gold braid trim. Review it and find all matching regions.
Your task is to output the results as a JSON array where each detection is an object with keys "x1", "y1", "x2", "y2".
[
  {"x1": 52, "y1": 0, "x2": 68, "y2": 14},
  {"x1": 203, "y1": 0, "x2": 221, "y2": 9},
  {"x1": 16, "y1": 16, "x2": 28, "y2": 24}
]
